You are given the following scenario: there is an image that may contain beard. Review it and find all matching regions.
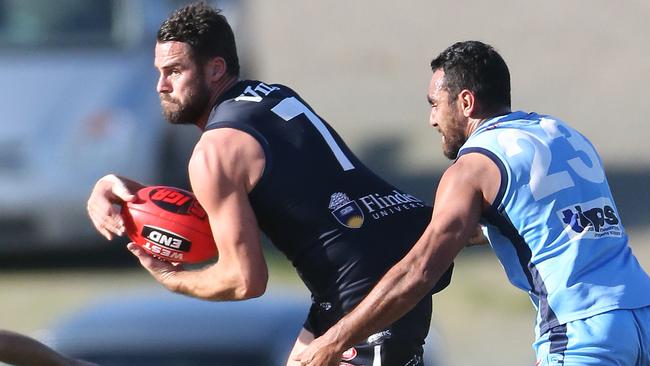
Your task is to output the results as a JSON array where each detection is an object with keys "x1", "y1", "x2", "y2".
[
  {"x1": 441, "y1": 128, "x2": 466, "y2": 160},
  {"x1": 160, "y1": 81, "x2": 211, "y2": 125}
]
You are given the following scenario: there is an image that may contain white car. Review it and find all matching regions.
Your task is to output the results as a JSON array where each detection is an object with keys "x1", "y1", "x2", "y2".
[
  {"x1": 0, "y1": 0, "x2": 214, "y2": 252},
  {"x1": 42, "y1": 289, "x2": 444, "y2": 365},
  {"x1": 44, "y1": 289, "x2": 309, "y2": 366}
]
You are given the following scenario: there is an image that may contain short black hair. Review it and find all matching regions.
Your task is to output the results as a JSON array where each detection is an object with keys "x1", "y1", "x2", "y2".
[
  {"x1": 430, "y1": 41, "x2": 510, "y2": 116},
  {"x1": 158, "y1": 1, "x2": 240, "y2": 76}
]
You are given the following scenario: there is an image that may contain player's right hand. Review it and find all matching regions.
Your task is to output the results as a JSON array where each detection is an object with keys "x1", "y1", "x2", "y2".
[
  {"x1": 126, "y1": 242, "x2": 184, "y2": 293},
  {"x1": 86, "y1": 174, "x2": 138, "y2": 240}
]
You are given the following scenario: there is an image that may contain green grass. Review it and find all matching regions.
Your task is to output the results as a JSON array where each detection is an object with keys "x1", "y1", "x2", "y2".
[{"x1": 1, "y1": 230, "x2": 649, "y2": 366}]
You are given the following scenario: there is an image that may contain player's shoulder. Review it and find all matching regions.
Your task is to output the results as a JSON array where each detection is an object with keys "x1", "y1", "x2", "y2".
[
  {"x1": 221, "y1": 79, "x2": 297, "y2": 107},
  {"x1": 453, "y1": 152, "x2": 498, "y2": 179},
  {"x1": 190, "y1": 127, "x2": 265, "y2": 189},
  {"x1": 195, "y1": 127, "x2": 263, "y2": 157},
  {"x1": 207, "y1": 80, "x2": 298, "y2": 127}
]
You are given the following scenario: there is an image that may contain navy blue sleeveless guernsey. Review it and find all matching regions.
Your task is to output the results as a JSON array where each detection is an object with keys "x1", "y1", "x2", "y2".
[{"x1": 205, "y1": 80, "x2": 452, "y2": 341}]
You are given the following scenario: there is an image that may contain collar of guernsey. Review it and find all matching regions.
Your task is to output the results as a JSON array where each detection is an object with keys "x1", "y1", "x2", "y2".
[
  {"x1": 204, "y1": 80, "x2": 249, "y2": 132},
  {"x1": 469, "y1": 111, "x2": 531, "y2": 138}
]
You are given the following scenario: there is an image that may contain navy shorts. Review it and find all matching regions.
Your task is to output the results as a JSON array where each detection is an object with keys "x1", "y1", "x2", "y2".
[
  {"x1": 303, "y1": 297, "x2": 432, "y2": 366},
  {"x1": 338, "y1": 335, "x2": 425, "y2": 366}
]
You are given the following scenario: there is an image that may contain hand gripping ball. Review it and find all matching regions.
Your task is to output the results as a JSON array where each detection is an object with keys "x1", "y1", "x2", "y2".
[{"x1": 121, "y1": 186, "x2": 217, "y2": 263}]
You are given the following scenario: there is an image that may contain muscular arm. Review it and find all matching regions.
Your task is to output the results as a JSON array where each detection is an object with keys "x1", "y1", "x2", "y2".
[
  {"x1": 297, "y1": 153, "x2": 500, "y2": 365},
  {"x1": 128, "y1": 128, "x2": 268, "y2": 301}
]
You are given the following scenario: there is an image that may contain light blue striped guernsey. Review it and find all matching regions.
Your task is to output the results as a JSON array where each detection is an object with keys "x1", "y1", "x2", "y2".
[{"x1": 458, "y1": 111, "x2": 650, "y2": 337}]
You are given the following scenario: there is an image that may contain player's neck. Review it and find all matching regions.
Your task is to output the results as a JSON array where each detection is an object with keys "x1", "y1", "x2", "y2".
[
  {"x1": 467, "y1": 107, "x2": 512, "y2": 136},
  {"x1": 196, "y1": 75, "x2": 239, "y2": 130},
  {"x1": 465, "y1": 118, "x2": 483, "y2": 137}
]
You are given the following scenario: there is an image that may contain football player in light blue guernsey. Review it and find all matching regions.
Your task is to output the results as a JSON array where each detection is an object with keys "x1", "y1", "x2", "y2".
[{"x1": 298, "y1": 40, "x2": 650, "y2": 366}]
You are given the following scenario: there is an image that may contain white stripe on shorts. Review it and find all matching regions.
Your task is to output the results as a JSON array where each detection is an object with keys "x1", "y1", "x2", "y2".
[{"x1": 373, "y1": 344, "x2": 382, "y2": 366}]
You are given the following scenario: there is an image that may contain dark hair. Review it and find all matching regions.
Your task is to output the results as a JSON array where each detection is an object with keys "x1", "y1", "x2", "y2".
[
  {"x1": 430, "y1": 41, "x2": 510, "y2": 116},
  {"x1": 158, "y1": 2, "x2": 240, "y2": 76}
]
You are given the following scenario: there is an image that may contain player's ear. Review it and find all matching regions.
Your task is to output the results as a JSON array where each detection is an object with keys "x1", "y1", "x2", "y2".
[
  {"x1": 459, "y1": 89, "x2": 476, "y2": 118},
  {"x1": 205, "y1": 57, "x2": 227, "y2": 83}
]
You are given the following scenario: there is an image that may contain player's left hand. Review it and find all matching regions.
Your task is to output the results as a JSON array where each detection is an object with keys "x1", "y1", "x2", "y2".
[
  {"x1": 293, "y1": 333, "x2": 342, "y2": 366},
  {"x1": 127, "y1": 243, "x2": 184, "y2": 292}
]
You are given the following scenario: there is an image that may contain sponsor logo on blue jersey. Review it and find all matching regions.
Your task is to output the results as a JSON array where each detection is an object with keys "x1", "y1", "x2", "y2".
[{"x1": 556, "y1": 197, "x2": 622, "y2": 239}]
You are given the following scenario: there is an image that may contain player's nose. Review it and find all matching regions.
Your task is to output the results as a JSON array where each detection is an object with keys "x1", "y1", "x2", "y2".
[
  {"x1": 429, "y1": 115, "x2": 438, "y2": 128},
  {"x1": 157, "y1": 75, "x2": 171, "y2": 94}
]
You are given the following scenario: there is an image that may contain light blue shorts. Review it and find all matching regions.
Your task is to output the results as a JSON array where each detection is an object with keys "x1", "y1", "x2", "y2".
[{"x1": 534, "y1": 306, "x2": 650, "y2": 366}]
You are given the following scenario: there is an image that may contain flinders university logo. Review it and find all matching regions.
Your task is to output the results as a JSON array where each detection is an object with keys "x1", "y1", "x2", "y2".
[
  {"x1": 556, "y1": 196, "x2": 622, "y2": 239},
  {"x1": 329, "y1": 192, "x2": 364, "y2": 229}
]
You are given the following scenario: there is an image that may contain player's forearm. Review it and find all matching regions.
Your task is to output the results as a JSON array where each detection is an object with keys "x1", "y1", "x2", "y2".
[
  {"x1": 329, "y1": 259, "x2": 439, "y2": 349},
  {"x1": 323, "y1": 229, "x2": 460, "y2": 351},
  {"x1": 173, "y1": 262, "x2": 267, "y2": 301}
]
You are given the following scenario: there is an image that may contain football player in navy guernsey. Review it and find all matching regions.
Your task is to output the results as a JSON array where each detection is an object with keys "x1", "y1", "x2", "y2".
[
  {"x1": 86, "y1": 3, "x2": 454, "y2": 365},
  {"x1": 298, "y1": 41, "x2": 650, "y2": 366}
]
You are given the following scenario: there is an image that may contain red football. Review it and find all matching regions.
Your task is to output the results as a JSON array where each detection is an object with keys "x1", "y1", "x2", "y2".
[{"x1": 121, "y1": 185, "x2": 217, "y2": 263}]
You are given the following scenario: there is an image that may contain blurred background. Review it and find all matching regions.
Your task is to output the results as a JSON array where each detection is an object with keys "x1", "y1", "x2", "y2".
[{"x1": 0, "y1": 0, "x2": 648, "y2": 365}]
